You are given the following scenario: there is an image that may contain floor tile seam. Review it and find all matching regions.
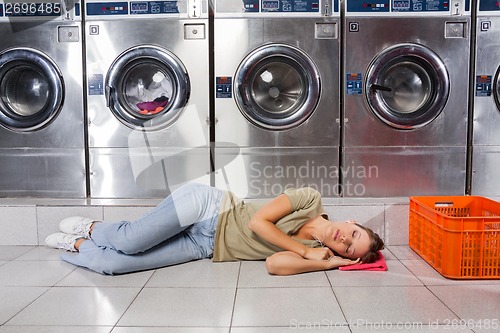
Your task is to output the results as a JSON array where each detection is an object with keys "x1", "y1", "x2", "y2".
[
  {"x1": 2, "y1": 324, "x2": 115, "y2": 327},
  {"x1": 0, "y1": 247, "x2": 37, "y2": 262},
  {"x1": 2, "y1": 285, "x2": 52, "y2": 326},
  {"x1": 345, "y1": 323, "x2": 474, "y2": 331},
  {"x1": 0, "y1": 284, "x2": 324, "y2": 289},
  {"x1": 400, "y1": 259, "x2": 500, "y2": 287},
  {"x1": 35, "y1": 208, "x2": 40, "y2": 247},
  {"x1": 229, "y1": 320, "x2": 349, "y2": 326},
  {"x1": 38, "y1": 285, "x2": 150, "y2": 289},
  {"x1": 143, "y1": 286, "x2": 239, "y2": 289},
  {"x1": 110, "y1": 325, "x2": 232, "y2": 329},
  {"x1": 142, "y1": 269, "x2": 157, "y2": 287},
  {"x1": 7, "y1": 258, "x2": 66, "y2": 262},
  {"x1": 422, "y1": 281, "x2": 500, "y2": 287},
  {"x1": 385, "y1": 246, "x2": 404, "y2": 260},
  {"x1": 330, "y1": 285, "x2": 350, "y2": 329},
  {"x1": 235, "y1": 286, "x2": 338, "y2": 289},
  {"x1": 228, "y1": 261, "x2": 242, "y2": 329},
  {"x1": 111, "y1": 276, "x2": 150, "y2": 331},
  {"x1": 399, "y1": 257, "x2": 430, "y2": 286},
  {"x1": 325, "y1": 270, "x2": 335, "y2": 287},
  {"x1": 234, "y1": 261, "x2": 242, "y2": 289},
  {"x1": 423, "y1": 284, "x2": 462, "y2": 322},
  {"x1": 13, "y1": 258, "x2": 62, "y2": 261},
  {"x1": 331, "y1": 285, "x2": 433, "y2": 290}
]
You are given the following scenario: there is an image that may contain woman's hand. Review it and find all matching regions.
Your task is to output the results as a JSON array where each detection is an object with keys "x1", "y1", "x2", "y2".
[
  {"x1": 324, "y1": 256, "x2": 361, "y2": 270},
  {"x1": 303, "y1": 247, "x2": 334, "y2": 261}
]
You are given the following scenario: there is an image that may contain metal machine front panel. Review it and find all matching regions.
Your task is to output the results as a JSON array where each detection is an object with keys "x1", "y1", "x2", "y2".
[
  {"x1": 344, "y1": 146, "x2": 466, "y2": 197},
  {"x1": 214, "y1": 17, "x2": 340, "y2": 147},
  {"x1": 89, "y1": 147, "x2": 210, "y2": 198},
  {"x1": 86, "y1": 18, "x2": 209, "y2": 149},
  {"x1": 214, "y1": 5, "x2": 340, "y2": 199},
  {"x1": 213, "y1": 146, "x2": 340, "y2": 199},
  {"x1": 344, "y1": 16, "x2": 470, "y2": 147},
  {"x1": 0, "y1": 148, "x2": 86, "y2": 197},
  {"x1": 85, "y1": 2, "x2": 210, "y2": 198},
  {"x1": 0, "y1": 2, "x2": 86, "y2": 197},
  {"x1": 472, "y1": 2, "x2": 500, "y2": 195},
  {"x1": 0, "y1": 20, "x2": 85, "y2": 149},
  {"x1": 472, "y1": 146, "x2": 500, "y2": 196},
  {"x1": 343, "y1": 1, "x2": 470, "y2": 197},
  {"x1": 473, "y1": 15, "x2": 500, "y2": 146}
]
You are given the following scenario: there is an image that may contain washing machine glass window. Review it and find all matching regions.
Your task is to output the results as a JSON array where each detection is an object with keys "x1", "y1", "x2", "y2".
[
  {"x1": 106, "y1": 45, "x2": 190, "y2": 131},
  {"x1": 234, "y1": 44, "x2": 321, "y2": 131},
  {"x1": 493, "y1": 66, "x2": 500, "y2": 112},
  {"x1": 0, "y1": 48, "x2": 64, "y2": 132},
  {"x1": 366, "y1": 43, "x2": 450, "y2": 130}
]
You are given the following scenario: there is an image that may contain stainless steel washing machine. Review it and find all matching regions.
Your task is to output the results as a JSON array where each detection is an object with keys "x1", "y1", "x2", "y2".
[
  {"x1": 0, "y1": 0, "x2": 86, "y2": 197},
  {"x1": 343, "y1": 0, "x2": 471, "y2": 197},
  {"x1": 472, "y1": 0, "x2": 500, "y2": 196},
  {"x1": 214, "y1": 0, "x2": 341, "y2": 199},
  {"x1": 85, "y1": 0, "x2": 210, "y2": 198}
]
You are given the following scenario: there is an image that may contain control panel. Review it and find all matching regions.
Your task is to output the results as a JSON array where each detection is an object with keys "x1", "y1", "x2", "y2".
[
  {"x1": 346, "y1": 0, "x2": 470, "y2": 14},
  {"x1": 216, "y1": 0, "x2": 339, "y2": 15},
  {"x1": 130, "y1": 0, "x2": 179, "y2": 14},
  {"x1": 85, "y1": 0, "x2": 205, "y2": 17},
  {"x1": 86, "y1": 1, "x2": 128, "y2": 15},
  {"x1": 86, "y1": 1, "x2": 181, "y2": 15},
  {"x1": 261, "y1": 0, "x2": 319, "y2": 12}
]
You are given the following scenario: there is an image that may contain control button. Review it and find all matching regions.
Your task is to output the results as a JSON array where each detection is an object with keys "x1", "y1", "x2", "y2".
[
  {"x1": 445, "y1": 22, "x2": 465, "y2": 38},
  {"x1": 349, "y1": 22, "x2": 359, "y2": 33},
  {"x1": 89, "y1": 25, "x2": 99, "y2": 35},
  {"x1": 481, "y1": 21, "x2": 491, "y2": 32},
  {"x1": 58, "y1": 26, "x2": 80, "y2": 43},
  {"x1": 184, "y1": 24, "x2": 205, "y2": 40},
  {"x1": 315, "y1": 23, "x2": 337, "y2": 39}
]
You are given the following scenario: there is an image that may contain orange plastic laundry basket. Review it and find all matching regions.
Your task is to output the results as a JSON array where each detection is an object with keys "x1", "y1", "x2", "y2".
[{"x1": 409, "y1": 196, "x2": 500, "y2": 279}]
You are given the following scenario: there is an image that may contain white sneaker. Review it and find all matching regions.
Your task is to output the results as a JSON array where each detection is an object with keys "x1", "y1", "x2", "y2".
[
  {"x1": 45, "y1": 233, "x2": 83, "y2": 252},
  {"x1": 59, "y1": 216, "x2": 95, "y2": 238}
]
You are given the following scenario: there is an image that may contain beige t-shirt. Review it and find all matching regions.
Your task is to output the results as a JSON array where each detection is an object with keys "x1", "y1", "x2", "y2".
[{"x1": 212, "y1": 187, "x2": 327, "y2": 262}]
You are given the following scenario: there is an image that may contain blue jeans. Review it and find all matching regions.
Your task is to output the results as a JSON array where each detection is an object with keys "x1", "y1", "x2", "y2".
[{"x1": 61, "y1": 183, "x2": 225, "y2": 275}]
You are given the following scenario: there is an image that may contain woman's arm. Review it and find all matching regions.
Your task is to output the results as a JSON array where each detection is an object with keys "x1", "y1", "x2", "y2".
[
  {"x1": 248, "y1": 194, "x2": 333, "y2": 261},
  {"x1": 265, "y1": 251, "x2": 360, "y2": 276}
]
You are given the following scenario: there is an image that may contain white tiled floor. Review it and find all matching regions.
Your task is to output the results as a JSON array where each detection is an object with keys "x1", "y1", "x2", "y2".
[{"x1": 0, "y1": 245, "x2": 499, "y2": 333}]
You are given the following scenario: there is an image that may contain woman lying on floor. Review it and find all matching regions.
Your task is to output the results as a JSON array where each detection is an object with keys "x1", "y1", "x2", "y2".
[{"x1": 45, "y1": 183, "x2": 385, "y2": 275}]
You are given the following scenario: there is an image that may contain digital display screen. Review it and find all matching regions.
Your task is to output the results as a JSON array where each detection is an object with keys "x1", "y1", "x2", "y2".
[
  {"x1": 479, "y1": 0, "x2": 500, "y2": 12},
  {"x1": 130, "y1": 1, "x2": 179, "y2": 15},
  {"x1": 261, "y1": 0, "x2": 320, "y2": 12},
  {"x1": 3, "y1": 2, "x2": 62, "y2": 17},
  {"x1": 347, "y1": 0, "x2": 451, "y2": 13}
]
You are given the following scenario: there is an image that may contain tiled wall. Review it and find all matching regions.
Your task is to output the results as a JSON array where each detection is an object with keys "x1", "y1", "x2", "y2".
[{"x1": 0, "y1": 198, "x2": 409, "y2": 246}]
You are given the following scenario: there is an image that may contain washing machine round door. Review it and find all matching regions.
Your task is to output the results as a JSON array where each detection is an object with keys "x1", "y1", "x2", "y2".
[
  {"x1": 493, "y1": 67, "x2": 500, "y2": 111},
  {"x1": 106, "y1": 45, "x2": 190, "y2": 131},
  {"x1": 365, "y1": 43, "x2": 449, "y2": 130},
  {"x1": 234, "y1": 43, "x2": 321, "y2": 131},
  {"x1": 0, "y1": 48, "x2": 64, "y2": 132}
]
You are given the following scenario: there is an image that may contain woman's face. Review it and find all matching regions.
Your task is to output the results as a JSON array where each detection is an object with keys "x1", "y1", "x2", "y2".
[{"x1": 323, "y1": 221, "x2": 371, "y2": 260}]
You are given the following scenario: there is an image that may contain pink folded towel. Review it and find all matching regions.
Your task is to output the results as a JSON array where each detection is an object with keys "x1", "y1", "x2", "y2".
[{"x1": 339, "y1": 251, "x2": 387, "y2": 271}]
